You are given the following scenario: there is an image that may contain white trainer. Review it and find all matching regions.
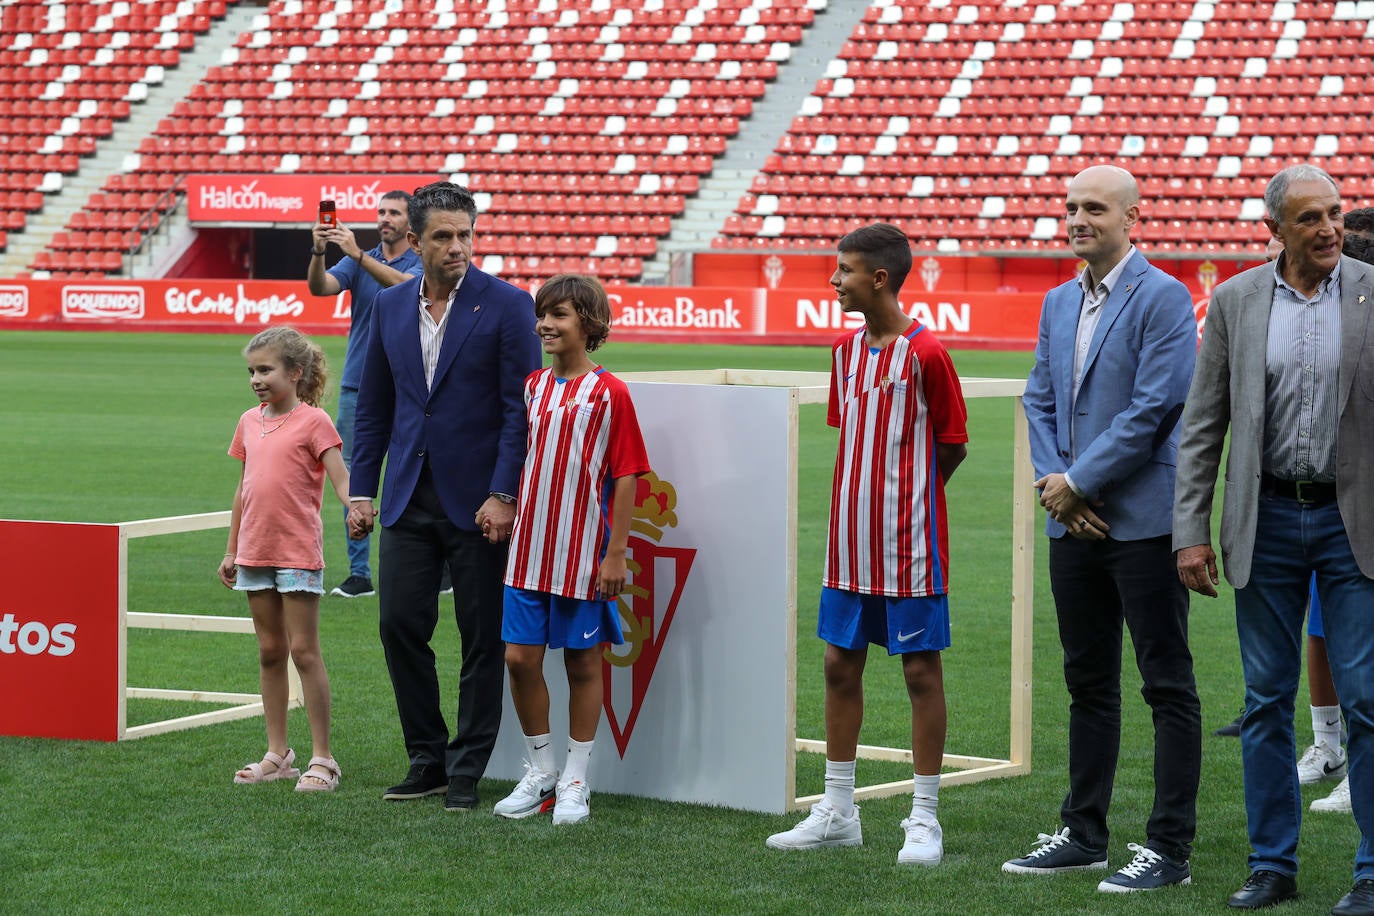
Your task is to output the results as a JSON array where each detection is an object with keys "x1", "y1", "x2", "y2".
[
  {"x1": 765, "y1": 800, "x2": 863, "y2": 850},
  {"x1": 1312, "y1": 775, "x2": 1352, "y2": 813},
  {"x1": 897, "y1": 810, "x2": 943, "y2": 866},
  {"x1": 492, "y1": 759, "x2": 558, "y2": 819},
  {"x1": 552, "y1": 779, "x2": 591, "y2": 825},
  {"x1": 1297, "y1": 741, "x2": 1347, "y2": 785}
]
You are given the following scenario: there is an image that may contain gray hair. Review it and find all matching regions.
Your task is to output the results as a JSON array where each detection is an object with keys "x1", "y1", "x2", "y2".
[{"x1": 1264, "y1": 164, "x2": 1340, "y2": 222}]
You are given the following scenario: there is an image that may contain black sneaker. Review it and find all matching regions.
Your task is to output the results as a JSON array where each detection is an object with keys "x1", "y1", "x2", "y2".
[
  {"x1": 1098, "y1": 844, "x2": 1191, "y2": 893},
  {"x1": 438, "y1": 569, "x2": 453, "y2": 596},
  {"x1": 1002, "y1": 826, "x2": 1108, "y2": 874},
  {"x1": 331, "y1": 575, "x2": 375, "y2": 598},
  {"x1": 382, "y1": 764, "x2": 447, "y2": 800},
  {"x1": 445, "y1": 776, "x2": 479, "y2": 811}
]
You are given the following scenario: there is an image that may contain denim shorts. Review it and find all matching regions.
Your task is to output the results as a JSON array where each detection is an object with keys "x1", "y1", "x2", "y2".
[{"x1": 233, "y1": 565, "x2": 325, "y2": 595}]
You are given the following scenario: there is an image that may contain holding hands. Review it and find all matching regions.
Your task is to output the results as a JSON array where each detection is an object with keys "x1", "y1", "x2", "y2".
[
  {"x1": 474, "y1": 495, "x2": 515, "y2": 544},
  {"x1": 347, "y1": 500, "x2": 375, "y2": 539}
]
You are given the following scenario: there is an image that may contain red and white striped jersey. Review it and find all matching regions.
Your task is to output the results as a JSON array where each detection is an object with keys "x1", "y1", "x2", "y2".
[
  {"x1": 824, "y1": 322, "x2": 968, "y2": 597},
  {"x1": 505, "y1": 366, "x2": 651, "y2": 599}
]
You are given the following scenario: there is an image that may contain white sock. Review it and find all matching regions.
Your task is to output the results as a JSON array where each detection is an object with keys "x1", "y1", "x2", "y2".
[
  {"x1": 911, "y1": 773, "x2": 940, "y2": 818},
  {"x1": 823, "y1": 759, "x2": 857, "y2": 817},
  {"x1": 563, "y1": 737, "x2": 594, "y2": 785},
  {"x1": 525, "y1": 732, "x2": 556, "y2": 776},
  {"x1": 1313, "y1": 705, "x2": 1343, "y2": 751}
]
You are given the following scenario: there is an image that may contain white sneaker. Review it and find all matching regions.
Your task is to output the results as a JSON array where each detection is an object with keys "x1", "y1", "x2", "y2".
[
  {"x1": 1312, "y1": 775, "x2": 1352, "y2": 813},
  {"x1": 1297, "y1": 741, "x2": 1347, "y2": 784},
  {"x1": 897, "y1": 810, "x2": 943, "y2": 865},
  {"x1": 552, "y1": 779, "x2": 591, "y2": 825},
  {"x1": 765, "y1": 800, "x2": 863, "y2": 850},
  {"x1": 492, "y1": 760, "x2": 558, "y2": 819}
]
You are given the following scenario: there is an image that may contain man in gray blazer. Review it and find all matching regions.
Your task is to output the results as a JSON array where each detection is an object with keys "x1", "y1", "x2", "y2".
[
  {"x1": 1175, "y1": 163, "x2": 1374, "y2": 915},
  {"x1": 1006, "y1": 165, "x2": 1201, "y2": 893}
]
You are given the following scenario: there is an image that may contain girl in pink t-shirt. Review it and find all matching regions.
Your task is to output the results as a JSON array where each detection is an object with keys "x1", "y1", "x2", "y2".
[{"x1": 218, "y1": 327, "x2": 350, "y2": 793}]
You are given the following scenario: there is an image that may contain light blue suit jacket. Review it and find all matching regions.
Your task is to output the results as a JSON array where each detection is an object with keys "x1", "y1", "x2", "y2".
[
  {"x1": 1023, "y1": 248, "x2": 1198, "y2": 541},
  {"x1": 349, "y1": 267, "x2": 541, "y2": 529}
]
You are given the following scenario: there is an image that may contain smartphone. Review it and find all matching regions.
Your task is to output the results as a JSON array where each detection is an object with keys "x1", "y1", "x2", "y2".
[{"x1": 318, "y1": 199, "x2": 337, "y2": 228}]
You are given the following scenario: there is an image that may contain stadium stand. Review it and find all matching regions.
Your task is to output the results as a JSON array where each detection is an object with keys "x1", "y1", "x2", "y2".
[
  {"x1": 720, "y1": 0, "x2": 1374, "y2": 256},
  {"x1": 6, "y1": 0, "x2": 1373, "y2": 278},
  {"x1": 22, "y1": 0, "x2": 815, "y2": 284},
  {"x1": 0, "y1": 0, "x2": 226, "y2": 273}
]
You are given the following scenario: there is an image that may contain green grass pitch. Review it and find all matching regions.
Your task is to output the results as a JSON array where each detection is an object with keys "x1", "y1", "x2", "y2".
[{"x1": 0, "y1": 330, "x2": 1356, "y2": 915}]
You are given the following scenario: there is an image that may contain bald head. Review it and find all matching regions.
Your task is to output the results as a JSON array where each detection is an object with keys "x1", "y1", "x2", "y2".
[
  {"x1": 1065, "y1": 165, "x2": 1141, "y2": 278},
  {"x1": 1069, "y1": 165, "x2": 1140, "y2": 209}
]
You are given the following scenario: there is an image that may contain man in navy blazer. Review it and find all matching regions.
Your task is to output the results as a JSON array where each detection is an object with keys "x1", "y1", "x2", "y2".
[
  {"x1": 1004, "y1": 166, "x2": 1201, "y2": 892},
  {"x1": 348, "y1": 181, "x2": 541, "y2": 809}
]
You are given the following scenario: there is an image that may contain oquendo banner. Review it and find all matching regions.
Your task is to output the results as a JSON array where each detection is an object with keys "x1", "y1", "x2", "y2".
[{"x1": 0, "y1": 277, "x2": 1212, "y2": 349}]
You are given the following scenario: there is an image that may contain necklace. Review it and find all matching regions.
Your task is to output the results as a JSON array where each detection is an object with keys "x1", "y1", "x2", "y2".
[{"x1": 259, "y1": 403, "x2": 301, "y2": 438}]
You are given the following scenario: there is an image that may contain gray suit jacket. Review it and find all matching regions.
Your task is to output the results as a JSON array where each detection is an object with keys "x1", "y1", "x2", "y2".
[{"x1": 1173, "y1": 255, "x2": 1374, "y2": 587}]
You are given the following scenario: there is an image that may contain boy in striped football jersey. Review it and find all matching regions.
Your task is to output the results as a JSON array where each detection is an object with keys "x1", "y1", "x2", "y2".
[
  {"x1": 767, "y1": 223, "x2": 968, "y2": 865},
  {"x1": 494, "y1": 274, "x2": 650, "y2": 826}
]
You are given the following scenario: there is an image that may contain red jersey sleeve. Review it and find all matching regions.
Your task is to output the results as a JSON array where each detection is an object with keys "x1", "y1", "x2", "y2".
[{"x1": 916, "y1": 335, "x2": 969, "y2": 444}]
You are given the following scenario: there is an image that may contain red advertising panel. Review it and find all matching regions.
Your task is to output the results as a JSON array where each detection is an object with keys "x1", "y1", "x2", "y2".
[
  {"x1": 0, "y1": 521, "x2": 121, "y2": 741},
  {"x1": 0, "y1": 276, "x2": 1214, "y2": 349},
  {"x1": 694, "y1": 251, "x2": 1257, "y2": 300},
  {"x1": 186, "y1": 174, "x2": 437, "y2": 223}
]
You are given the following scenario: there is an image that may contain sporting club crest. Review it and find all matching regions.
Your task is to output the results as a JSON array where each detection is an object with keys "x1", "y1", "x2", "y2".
[{"x1": 602, "y1": 471, "x2": 697, "y2": 757}]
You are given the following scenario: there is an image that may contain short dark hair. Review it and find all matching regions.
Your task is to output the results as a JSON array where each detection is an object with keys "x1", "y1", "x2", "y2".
[
  {"x1": 837, "y1": 222, "x2": 913, "y2": 293},
  {"x1": 381, "y1": 189, "x2": 412, "y2": 206},
  {"x1": 535, "y1": 273, "x2": 612, "y2": 352},
  {"x1": 1344, "y1": 233, "x2": 1374, "y2": 265},
  {"x1": 409, "y1": 181, "x2": 477, "y2": 237},
  {"x1": 1344, "y1": 206, "x2": 1374, "y2": 236}
]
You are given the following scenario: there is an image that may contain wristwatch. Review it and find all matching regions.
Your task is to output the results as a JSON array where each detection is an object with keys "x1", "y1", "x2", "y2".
[{"x1": 490, "y1": 492, "x2": 516, "y2": 504}]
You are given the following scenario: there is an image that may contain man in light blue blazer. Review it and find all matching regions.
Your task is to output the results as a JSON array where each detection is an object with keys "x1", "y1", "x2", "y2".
[
  {"x1": 349, "y1": 182, "x2": 540, "y2": 811},
  {"x1": 1006, "y1": 165, "x2": 1201, "y2": 893},
  {"x1": 1175, "y1": 164, "x2": 1374, "y2": 915}
]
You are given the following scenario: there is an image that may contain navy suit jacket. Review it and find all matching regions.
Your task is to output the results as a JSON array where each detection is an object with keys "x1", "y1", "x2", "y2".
[
  {"x1": 1022, "y1": 248, "x2": 1197, "y2": 541},
  {"x1": 350, "y1": 267, "x2": 540, "y2": 529}
]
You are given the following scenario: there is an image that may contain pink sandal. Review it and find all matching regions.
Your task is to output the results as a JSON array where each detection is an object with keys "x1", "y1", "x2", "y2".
[
  {"x1": 295, "y1": 756, "x2": 341, "y2": 793},
  {"x1": 233, "y1": 748, "x2": 300, "y2": 784}
]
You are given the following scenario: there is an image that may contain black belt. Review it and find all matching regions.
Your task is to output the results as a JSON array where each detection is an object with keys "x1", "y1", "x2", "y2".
[{"x1": 1260, "y1": 474, "x2": 1337, "y2": 504}]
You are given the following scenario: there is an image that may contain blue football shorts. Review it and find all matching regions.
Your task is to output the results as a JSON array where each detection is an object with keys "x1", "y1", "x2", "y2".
[
  {"x1": 818, "y1": 586, "x2": 951, "y2": 656},
  {"x1": 503, "y1": 585, "x2": 626, "y2": 649}
]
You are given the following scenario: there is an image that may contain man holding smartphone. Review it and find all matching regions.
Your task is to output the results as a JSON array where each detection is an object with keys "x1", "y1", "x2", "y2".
[{"x1": 307, "y1": 189, "x2": 420, "y2": 599}]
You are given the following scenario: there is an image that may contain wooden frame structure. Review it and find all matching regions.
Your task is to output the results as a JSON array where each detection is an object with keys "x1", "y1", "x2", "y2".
[
  {"x1": 119, "y1": 511, "x2": 301, "y2": 740},
  {"x1": 622, "y1": 369, "x2": 1033, "y2": 810}
]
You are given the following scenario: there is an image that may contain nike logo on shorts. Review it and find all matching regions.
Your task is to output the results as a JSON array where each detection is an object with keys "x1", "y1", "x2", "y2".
[
  {"x1": 897, "y1": 627, "x2": 926, "y2": 642},
  {"x1": 583, "y1": 627, "x2": 599, "y2": 640}
]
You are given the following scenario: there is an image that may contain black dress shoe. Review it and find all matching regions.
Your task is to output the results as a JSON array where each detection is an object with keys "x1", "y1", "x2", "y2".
[
  {"x1": 1333, "y1": 879, "x2": 1374, "y2": 916},
  {"x1": 1227, "y1": 870, "x2": 1299, "y2": 909},
  {"x1": 445, "y1": 775, "x2": 479, "y2": 811},
  {"x1": 1214, "y1": 710, "x2": 1244, "y2": 737},
  {"x1": 382, "y1": 763, "x2": 448, "y2": 800}
]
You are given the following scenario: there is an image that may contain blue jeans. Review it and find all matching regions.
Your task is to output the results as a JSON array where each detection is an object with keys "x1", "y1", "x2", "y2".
[
  {"x1": 336, "y1": 387, "x2": 371, "y2": 579},
  {"x1": 1236, "y1": 494, "x2": 1374, "y2": 880}
]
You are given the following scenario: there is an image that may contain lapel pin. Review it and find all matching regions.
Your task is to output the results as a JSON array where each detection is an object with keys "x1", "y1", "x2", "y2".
[
  {"x1": 1124, "y1": 284, "x2": 1133, "y2": 293},
  {"x1": 473, "y1": 305, "x2": 480, "y2": 312},
  {"x1": 1360, "y1": 296, "x2": 1366, "y2": 304}
]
